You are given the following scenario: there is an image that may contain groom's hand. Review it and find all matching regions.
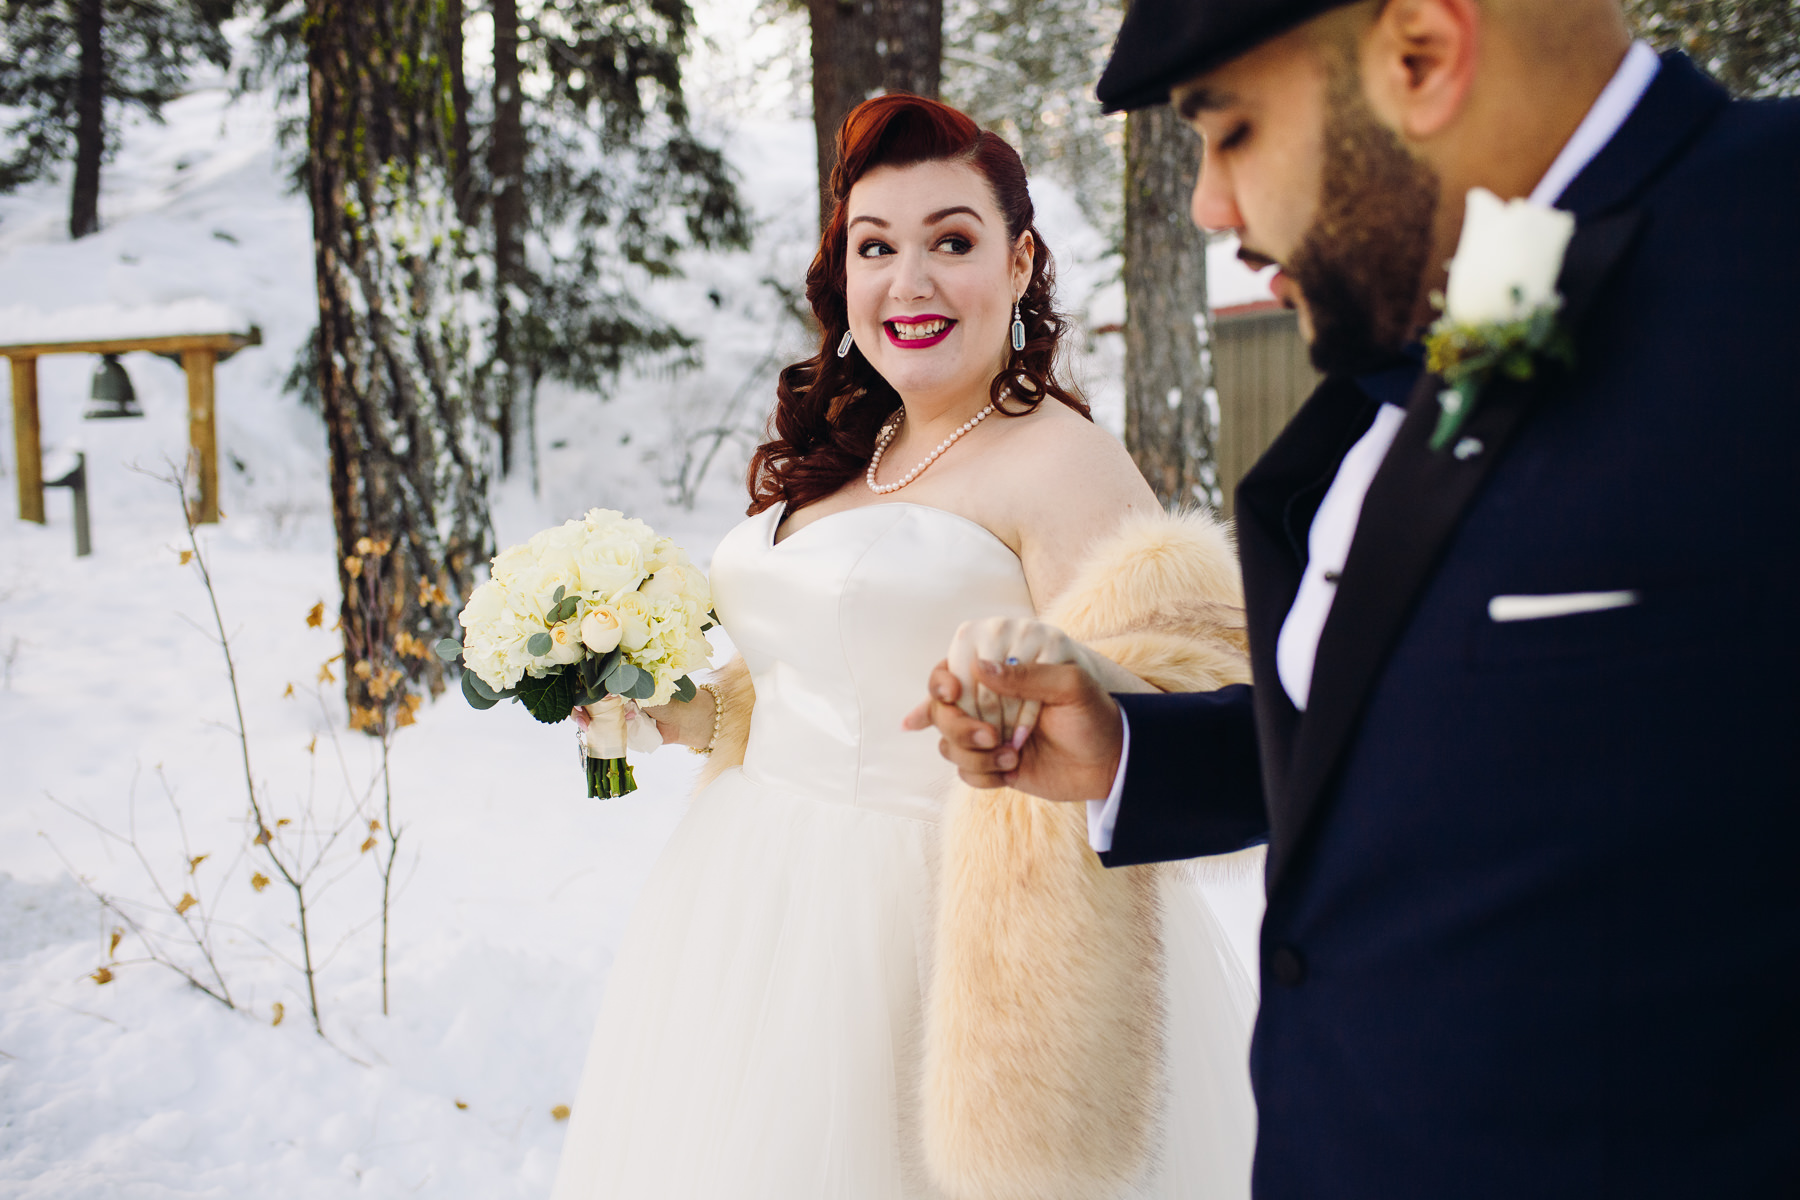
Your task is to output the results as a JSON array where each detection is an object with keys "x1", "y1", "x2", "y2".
[{"x1": 903, "y1": 659, "x2": 1122, "y2": 801}]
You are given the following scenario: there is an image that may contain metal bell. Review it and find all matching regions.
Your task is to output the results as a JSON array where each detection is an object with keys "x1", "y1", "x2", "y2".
[{"x1": 85, "y1": 353, "x2": 143, "y2": 419}]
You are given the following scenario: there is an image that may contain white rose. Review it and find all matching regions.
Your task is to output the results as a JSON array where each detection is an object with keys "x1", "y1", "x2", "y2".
[
  {"x1": 575, "y1": 538, "x2": 645, "y2": 598},
  {"x1": 641, "y1": 561, "x2": 706, "y2": 602},
  {"x1": 1443, "y1": 187, "x2": 1576, "y2": 326},
  {"x1": 579, "y1": 604, "x2": 625, "y2": 654},
  {"x1": 489, "y1": 542, "x2": 536, "y2": 586},
  {"x1": 610, "y1": 592, "x2": 654, "y2": 654},
  {"x1": 545, "y1": 620, "x2": 585, "y2": 666}
]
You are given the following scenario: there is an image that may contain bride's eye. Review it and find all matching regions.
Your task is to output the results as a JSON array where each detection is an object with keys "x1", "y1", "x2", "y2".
[
  {"x1": 936, "y1": 234, "x2": 973, "y2": 254},
  {"x1": 855, "y1": 239, "x2": 894, "y2": 258},
  {"x1": 1217, "y1": 122, "x2": 1251, "y2": 152}
]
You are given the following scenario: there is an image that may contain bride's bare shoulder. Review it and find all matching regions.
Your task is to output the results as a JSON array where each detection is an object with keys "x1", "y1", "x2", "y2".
[
  {"x1": 990, "y1": 402, "x2": 1162, "y2": 601},
  {"x1": 995, "y1": 401, "x2": 1155, "y2": 504}
]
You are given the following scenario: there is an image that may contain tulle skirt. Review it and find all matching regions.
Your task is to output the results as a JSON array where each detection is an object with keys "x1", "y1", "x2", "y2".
[{"x1": 549, "y1": 768, "x2": 1256, "y2": 1200}]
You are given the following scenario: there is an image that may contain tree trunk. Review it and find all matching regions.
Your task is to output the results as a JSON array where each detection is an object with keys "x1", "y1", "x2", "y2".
[
  {"x1": 1123, "y1": 103, "x2": 1218, "y2": 510},
  {"x1": 70, "y1": 0, "x2": 104, "y2": 239},
  {"x1": 489, "y1": 0, "x2": 526, "y2": 477},
  {"x1": 806, "y1": 0, "x2": 943, "y2": 228},
  {"x1": 306, "y1": 0, "x2": 490, "y2": 721},
  {"x1": 444, "y1": 0, "x2": 475, "y2": 228}
]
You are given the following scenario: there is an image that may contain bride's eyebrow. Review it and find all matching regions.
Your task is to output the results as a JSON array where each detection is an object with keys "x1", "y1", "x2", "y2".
[
  {"x1": 925, "y1": 205, "x2": 983, "y2": 225},
  {"x1": 848, "y1": 214, "x2": 888, "y2": 230}
]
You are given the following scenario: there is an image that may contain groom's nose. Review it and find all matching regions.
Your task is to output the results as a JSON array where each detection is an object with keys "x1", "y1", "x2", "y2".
[{"x1": 1191, "y1": 143, "x2": 1244, "y2": 235}]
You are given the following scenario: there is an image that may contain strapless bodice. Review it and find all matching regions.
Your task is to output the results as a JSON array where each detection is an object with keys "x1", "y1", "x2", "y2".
[{"x1": 707, "y1": 502, "x2": 1036, "y2": 823}]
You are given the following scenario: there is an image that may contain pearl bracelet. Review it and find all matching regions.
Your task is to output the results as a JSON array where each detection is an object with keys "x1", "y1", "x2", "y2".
[{"x1": 693, "y1": 681, "x2": 723, "y2": 756}]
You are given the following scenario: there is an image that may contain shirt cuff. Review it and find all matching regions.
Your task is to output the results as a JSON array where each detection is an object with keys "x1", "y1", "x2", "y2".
[{"x1": 1086, "y1": 708, "x2": 1130, "y2": 854}]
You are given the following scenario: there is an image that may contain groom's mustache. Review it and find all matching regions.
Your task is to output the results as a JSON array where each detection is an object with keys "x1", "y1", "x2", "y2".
[{"x1": 1237, "y1": 246, "x2": 1279, "y2": 272}]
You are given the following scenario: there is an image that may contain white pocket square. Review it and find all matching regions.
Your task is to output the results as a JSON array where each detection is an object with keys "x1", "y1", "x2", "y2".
[{"x1": 1487, "y1": 590, "x2": 1640, "y2": 623}]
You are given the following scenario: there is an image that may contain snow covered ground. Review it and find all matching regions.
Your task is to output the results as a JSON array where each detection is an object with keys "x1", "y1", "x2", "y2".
[{"x1": 0, "y1": 16, "x2": 1262, "y2": 1196}]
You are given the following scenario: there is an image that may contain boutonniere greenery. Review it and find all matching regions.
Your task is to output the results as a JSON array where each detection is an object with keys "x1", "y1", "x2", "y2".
[{"x1": 1424, "y1": 187, "x2": 1578, "y2": 451}]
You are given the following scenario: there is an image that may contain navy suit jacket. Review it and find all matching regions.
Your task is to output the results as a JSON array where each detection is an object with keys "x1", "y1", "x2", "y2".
[{"x1": 1104, "y1": 54, "x2": 1799, "y2": 1199}]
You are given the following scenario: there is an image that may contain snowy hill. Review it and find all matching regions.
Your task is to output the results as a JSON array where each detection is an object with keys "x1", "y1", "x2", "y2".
[{"x1": 0, "y1": 17, "x2": 1259, "y2": 1195}]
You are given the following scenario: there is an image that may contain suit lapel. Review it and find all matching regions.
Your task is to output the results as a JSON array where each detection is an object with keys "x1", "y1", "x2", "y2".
[
  {"x1": 1264, "y1": 185, "x2": 1665, "y2": 887},
  {"x1": 1233, "y1": 376, "x2": 1380, "y2": 833}
]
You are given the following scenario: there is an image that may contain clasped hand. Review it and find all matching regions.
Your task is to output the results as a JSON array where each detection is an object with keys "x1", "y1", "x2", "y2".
[{"x1": 901, "y1": 616, "x2": 1125, "y2": 801}]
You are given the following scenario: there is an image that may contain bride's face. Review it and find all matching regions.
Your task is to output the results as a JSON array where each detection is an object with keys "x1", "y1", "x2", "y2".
[{"x1": 843, "y1": 160, "x2": 1032, "y2": 411}]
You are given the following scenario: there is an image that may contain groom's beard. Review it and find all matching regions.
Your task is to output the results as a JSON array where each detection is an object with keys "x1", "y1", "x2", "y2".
[{"x1": 1286, "y1": 75, "x2": 1440, "y2": 376}]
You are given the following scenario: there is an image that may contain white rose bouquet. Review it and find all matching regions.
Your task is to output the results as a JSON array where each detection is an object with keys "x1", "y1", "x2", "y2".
[{"x1": 434, "y1": 509, "x2": 716, "y2": 798}]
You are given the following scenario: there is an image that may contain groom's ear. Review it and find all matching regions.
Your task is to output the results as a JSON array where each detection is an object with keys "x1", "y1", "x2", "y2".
[{"x1": 1359, "y1": 0, "x2": 1479, "y2": 142}]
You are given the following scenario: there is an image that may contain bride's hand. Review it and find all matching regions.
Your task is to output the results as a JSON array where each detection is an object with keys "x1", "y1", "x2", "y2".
[
  {"x1": 945, "y1": 618, "x2": 1080, "y2": 749},
  {"x1": 639, "y1": 687, "x2": 716, "y2": 749},
  {"x1": 570, "y1": 688, "x2": 715, "y2": 749}
]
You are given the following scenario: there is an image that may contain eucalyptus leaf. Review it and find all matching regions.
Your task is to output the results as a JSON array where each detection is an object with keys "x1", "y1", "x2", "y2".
[
  {"x1": 550, "y1": 596, "x2": 581, "y2": 624},
  {"x1": 629, "y1": 672, "x2": 657, "y2": 701},
  {"x1": 528, "y1": 631, "x2": 554, "y2": 657},
  {"x1": 605, "y1": 659, "x2": 642, "y2": 695},
  {"x1": 466, "y1": 669, "x2": 503, "y2": 702},
  {"x1": 673, "y1": 675, "x2": 697, "y2": 704},
  {"x1": 434, "y1": 637, "x2": 464, "y2": 662},
  {"x1": 554, "y1": 584, "x2": 566, "y2": 604},
  {"x1": 461, "y1": 669, "x2": 500, "y2": 710}
]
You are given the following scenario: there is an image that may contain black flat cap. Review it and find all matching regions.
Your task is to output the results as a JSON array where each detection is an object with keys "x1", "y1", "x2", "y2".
[{"x1": 1097, "y1": 0, "x2": 1358, "y2": 112}]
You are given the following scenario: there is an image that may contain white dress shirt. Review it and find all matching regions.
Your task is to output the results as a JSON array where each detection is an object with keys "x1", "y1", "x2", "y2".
[{"x1": 1088, "y1": 42, "x2": 1663, "y2": 854}]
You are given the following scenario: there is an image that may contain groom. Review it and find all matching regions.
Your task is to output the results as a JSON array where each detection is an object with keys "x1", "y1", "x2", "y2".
[{"x1": 916, "y1": 0, "x2": 1799, "y2": 1195}]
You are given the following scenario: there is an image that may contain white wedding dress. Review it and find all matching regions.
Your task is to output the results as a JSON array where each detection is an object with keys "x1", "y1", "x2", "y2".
[{"x1": 550, "y1": 502, "x2": 1257, "y2": 1200}]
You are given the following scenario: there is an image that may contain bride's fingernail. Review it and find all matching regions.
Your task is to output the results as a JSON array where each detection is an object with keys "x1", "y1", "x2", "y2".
[
  {"x1": 1010, "y1": 726, "x2": 1030, "y2": 750},
  {"x1": 996, "y1": 749, "x2": 1018, "y2": 770},
  {"x1": 972, "y1": 728, "x2": 997, "y2": 749}
]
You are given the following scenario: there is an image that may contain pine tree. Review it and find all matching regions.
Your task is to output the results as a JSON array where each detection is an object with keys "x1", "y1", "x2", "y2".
[
  {"x1": 0, "y1": 0, "x2": 232, "y2": 237},
  {"x1": 806, "y1": 0, "x2": 943, "y2": 227},
  {"x1": 1626, "y1": 0, "x2": 1800, "y2": 96},
  {"x1": 486, "y1": 0, "x2": 752, "y2": 482},
  {"x1": 301, "y1": 0, "x2": 491, "y2": 719}
]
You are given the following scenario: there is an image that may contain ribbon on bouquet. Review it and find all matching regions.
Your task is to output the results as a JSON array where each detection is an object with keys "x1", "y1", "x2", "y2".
[{"x1": 576, "y1": 696, "x2": 663, "y2": 798}]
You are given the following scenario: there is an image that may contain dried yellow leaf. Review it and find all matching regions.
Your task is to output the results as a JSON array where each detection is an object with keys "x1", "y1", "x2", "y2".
[
  {"x1": 305, "y1": 736, "x2": 317, "y2": 755},
  {"x1": 355, "y1": 536, "x2": 374, "y2": 555},
  {"x1": 318, "y1": 661, "x2": 336, "y2": 684},
  {"x1": 276, "y1": 817, "x2": 291, "y2": 827},
  {"x1": 360, "y1": 836, "x2": 377, "y2": 854},
  {"x1": 108, "y1": 928, "x2": 123, "y2": 958},
  {"x1": 551, "y1": 1105, "x2": 571, "y2": 1122},
  {"x1": 188, "y1": 854, "x2": 208, "y2": 874},
  {"x1": 305, "y1": 601, "x2": 325, "y2": 629},
  {"x1": 92, "y1": 966, "x2": 114, "y2": 985},
  {"x1": 174, "y1": 893, "x2": 197, "y2": 915},
  {"x1": 254, "y1": 829, "x2": 272, "y2": 846},
  {"x1": 395, "y1": 706, "x2": 416, "y2": 729},
  {"x1": 178, "y1": 550, "x2": 193, "y2": 566},
  {"x1": 282, "y1": 682, "x2": 295, "y2": 699},
  {"x1": 454, "y1": 1099, "x2": 469, "y2": 1111},
  {"x1": 369, "y1": 819, "x2": 381, "y2": 832},
  {"x1": 353, "y1": 660, "x2": 374, "y2": 680},
  {"x1": 372, "y1": 538, "x2": 392, "y2": 557},
  {"x1": 271, "y1": 1002, "x2": 284, "y2": 1027},
  {"x1": 344, "y1": 555, "x2": 363, "y2": 579},
  {"x1": 251, "y1": 872, "x2": 270, "y2": 892}
]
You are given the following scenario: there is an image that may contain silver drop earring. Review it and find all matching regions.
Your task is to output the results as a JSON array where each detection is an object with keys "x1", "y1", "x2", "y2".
[
  {"x1": 837, "y1": 329, "x2": 854, "y2": 358},
  {"x1": 1010, "y1": 300, "x2": 1026, "y2": 352}
]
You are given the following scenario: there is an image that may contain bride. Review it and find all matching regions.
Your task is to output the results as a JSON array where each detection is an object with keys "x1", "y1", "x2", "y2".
[{"x1": 551, "y1": 94, "x2": 1257, "y2": 1200}]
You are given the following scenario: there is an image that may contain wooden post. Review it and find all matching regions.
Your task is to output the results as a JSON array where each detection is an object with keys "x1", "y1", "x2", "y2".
[
  {"x1": 9, "y1": 356, "x2": 44, "y2": 524},
  {"x1": 182, "y1": 348, "x2": 219, "y2": 524}
]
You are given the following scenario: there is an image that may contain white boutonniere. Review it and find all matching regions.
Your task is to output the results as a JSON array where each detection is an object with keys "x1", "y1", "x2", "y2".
[{"x1": 1424, "y1": 188, "x2": 1578, "y2": 451}]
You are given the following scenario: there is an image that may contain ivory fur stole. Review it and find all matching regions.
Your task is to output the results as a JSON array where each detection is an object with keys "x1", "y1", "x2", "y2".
[
  {"x1": 692, "y1": 510, "x2": 1250, "y2": 1199},
  {"x1": 924, "y1": 509, "x2": 1250, "y2": 1200}
]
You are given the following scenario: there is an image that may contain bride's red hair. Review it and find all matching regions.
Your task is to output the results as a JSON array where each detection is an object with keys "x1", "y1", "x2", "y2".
[{"x1": 745, "y1": 93, "x2": 1088, "y2": 516}]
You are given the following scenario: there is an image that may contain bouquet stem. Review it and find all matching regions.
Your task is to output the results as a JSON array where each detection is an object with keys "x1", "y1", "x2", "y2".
[{"x1": 585, "y1": 754, "x2": 638, "y2": 799}]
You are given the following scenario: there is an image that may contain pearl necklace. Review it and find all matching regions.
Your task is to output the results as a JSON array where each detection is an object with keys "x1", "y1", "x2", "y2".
[{"x1": 866, "y1": 404, "x2": 996, "y2": 495}]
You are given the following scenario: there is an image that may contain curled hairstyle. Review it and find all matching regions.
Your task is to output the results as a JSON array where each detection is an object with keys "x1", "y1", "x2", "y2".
[{"x1": 746, "y1": 93, "x2": 1087, "y2": 516}]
